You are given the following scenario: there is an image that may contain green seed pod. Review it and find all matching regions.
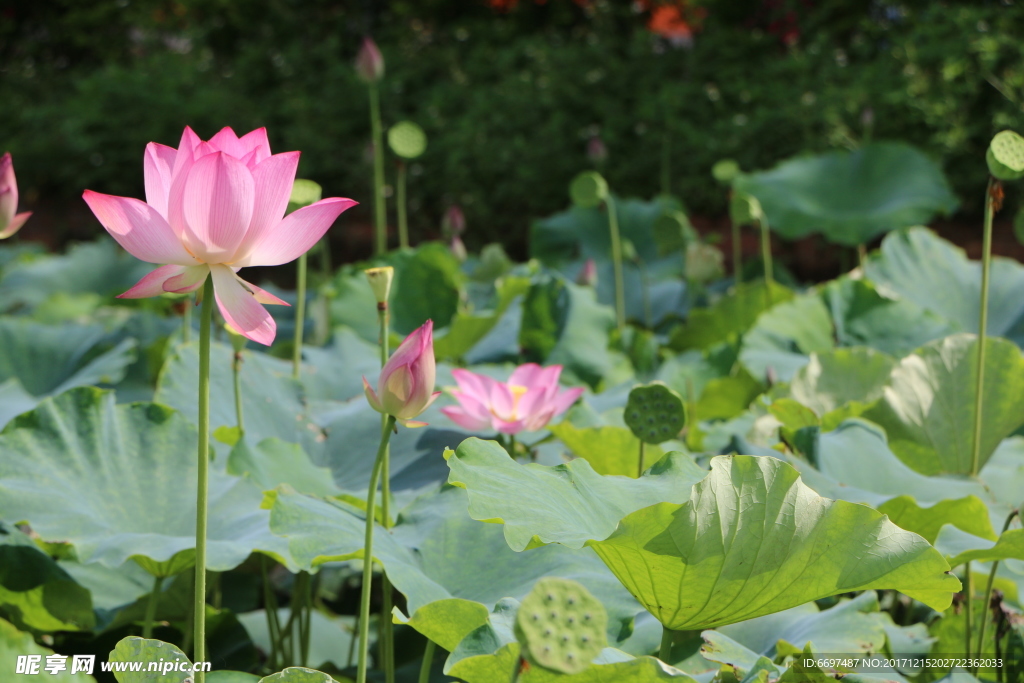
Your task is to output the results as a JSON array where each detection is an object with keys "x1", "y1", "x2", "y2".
[
  {"x1": 987, "y1": 130, "x2": 1024, "y2": 181},
  {"x1": 570, "y1": 171, "x2": 609, "y2": 209},
  {"x1": 514, "y1": 577, "x2": 607, "y2": 675},
  {"x1": 712, "y1": 159, "x2": 742, "y2": 184},
  {"x1": 288, "y1": 179, "x2": 323, "y2": 214},
  {"x1": 653, "y1": 210, "x2": 694, "y2": 256},
  {"x1": 624, "y1": 381, "x2": 686, "y2": 445},
  {"x1": 388, "y1": 121, "x2": 428, "y2": 160},
  {"x1": 729, "y1": 190, "x2": 763, "y2": 227}
]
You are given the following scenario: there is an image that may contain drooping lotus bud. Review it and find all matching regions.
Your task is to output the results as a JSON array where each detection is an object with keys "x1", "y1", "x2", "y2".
[
  {"x1": 586, "y1": 136, "x2": 608, "y2": 165},
  {"x1": 363, "y1": 320, "x2": 440, "y2": 427},
  {"x1": 0, "y1": 153, "x2": 31, "y2": 239},
  {"x1": 365, "y1": 266, "x2": 394, "y2": 305},
  {"x1": 355, "y1": 37, "x2": 385, "y2": 83},
  {"x1": 576, "y1": 258, "x2": 598, "y2": 287},
  {"x1": 442, "y1": 204, "x2": 466, "y2": 236}
]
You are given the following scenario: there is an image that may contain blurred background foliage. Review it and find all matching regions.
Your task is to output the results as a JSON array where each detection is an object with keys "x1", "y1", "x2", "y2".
[{"x1": 2, "y1": 0, "x2": 1023, "y2": 259}]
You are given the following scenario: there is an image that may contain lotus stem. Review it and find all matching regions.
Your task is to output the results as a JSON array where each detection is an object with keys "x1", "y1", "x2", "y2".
[
  {"x1": 347, "y1": 615, "x2": 358, "y2": 668},
  {"x1": 356, "y1": 414, "x2": 397, "y2": 683},
  {"x1": 376, "y1": 303, "x2": 396, "y2": 683},
  {"x1": 293, "y1": 252, "x2": 307, "y2": 379},
  {"x1": 142, "y1": 575, "x2": 164, "y2": 639},
  {"x1": 971, "y1": 178, "x2": 997, "y2": 476},
  {"x1": 261, "y1": 556, "x2": 282, "y2": 670},
  {"x1": 759, "y1": 217, "x2": 774, "y2": 308},
  {"x1": 193, "y1": 277, "x2": 214, "y2": 683},
  {"x1": 965, "y1": 562, "x2": 973, "y2": 662},
  {"x1": 659, "y1": 626, "x2": 673, "y2": 662},
  {"x1": 418, "y1": 640, "x2": 436, "y2": 683},
  {"x1": 606, "y1": 194, "x2": 626, "y2": 331},
  {"x1": 638, "y1": 441, "x2": 645, "y2": 479},
  {"x1": 975, "y1": 509, "x2": 1020, "y2": 666},
  {"x1": 856, "y1": 244, "x2": 867, "y2": 269},
  {"x1": 233, "y1": 348, "x2": 244, "y2": 436},
  {"x1": 731, "y1": 219, "x2": 742, "y2": 286},
  {"x1": 397, "y1": 161, "x2": 409, "y2": 250},
  {"x1": 370, "y1": 82, "x2": 387, "y2": 255}
]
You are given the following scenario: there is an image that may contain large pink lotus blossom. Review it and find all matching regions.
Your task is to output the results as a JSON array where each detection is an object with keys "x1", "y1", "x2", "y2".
[
  {"x1": 83, "y1": 127, "x2": 356, "y2": 345},
  {"x1": 441, "y1": 363, "x2": 584, "y2": 435},
  {"x1": 364, "y1": 320, "x2": 440, "y2": 427},
  {"x1": 0, "y1": 153, "x2": 31, "y2": 239}
]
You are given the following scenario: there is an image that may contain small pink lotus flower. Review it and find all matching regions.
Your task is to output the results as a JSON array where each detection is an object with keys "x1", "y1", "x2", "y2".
[
  {"x1": 83, "y1": 126, "x2": 356, "y2": 345},
  {"x1": 355, "y1": 37, "x2": 385, "y2": 83},
  {"x1": 576, "y1": 258, "x2": 598, "y2": 287},
  {"x1": 0, "y1": 153, "x2": 31, "y2": 239},
  {"x1": 442, "y1": 204, "x2": 466, "y2": 236},
  {"x1": 364, "y1": 320, "x2": 440, "y2": 427},
  {"x1": 441, "y1": 364, "x2": 584, "y2": 435}
]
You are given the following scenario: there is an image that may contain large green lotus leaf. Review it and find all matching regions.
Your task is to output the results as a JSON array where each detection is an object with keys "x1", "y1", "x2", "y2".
[
  {"x1": 327, "y1": 267, "x2": 380, "y2": 344},
  {"x1": 865, "y1": 227, "x2": 1024, "y2": 338},
  {"x1": 390, "y1": 242, "x2": 465, "y2": 335},
  {"x1": 822, "y1": 277, "x2": 956, "y2": 358},
  {"x1": 434, "y1": 276, "x2": 532, "y2": 361},
  {"x1": 548, "y1": 423, "x2": 665, "y2": 477},
  {"x1": 520, "y1": 657, "x2": 694, "y2": 682},
  {"x1": 788, "y1": 348, "x2": 895, "y2": 422},
  {"x1": 862, "y1": 334, "x2": 1024, "y2": 475},
  {"x1": 0, "y1": 388, "x2": 292, "y2": 575},
  {"x1": 258, "y1": 669, "x2": 334, "y2": 683},
  {"x1": 693, "y1": 370, "x2": 764, "y2": 422},
  {"x1": 519, "y1": 277, "x2": 631, "y2": 390},
  {"x1": 155, "y1": 341, "x2": 323, "y2": 461},
  {"x1": 0, "y1": 239, "x2": 151, "y2": 312},
  {"x1": 668, "y1": 282, "x2": 794, "y2": 352},
  {"x1": 58, "y1": 557, "x2": 154, "y2": 613},
  {"x1": 109, "y1": 637, "x2": 193, "y2": 683},
  {"x1": 590, "y1": 455, "x2": 959, "y2": 629},
  {"x1": 269, "y1": 485, "x2": 643, "y2": 646},
  {"x1": 732, "y1": 143, "x2": 958, "y2": 246},
  {"x1": 237, "y1": 608, "x2": 355, "y2": 671},
  {"x1": 298, "y1": 326, "x2": 380, "y2": 402},
  {"x1": 446, "y1": 438, "x2": 707, "y2": 551},
  {"x1": 228, "y1": 438, "x2": 339, "y2": 498},
  {"x1": 0, "y1": 524, "x2": 94, "y2": 632},
  {"x1": 739, "y1": 292, "x2": 834, "y2": 382},
  {"x1": 939, "y1": 527, "x2": 1024, "y2": 567},
  {"x1": 0, "y1": 616, "x2": 94, "y2": 682}
]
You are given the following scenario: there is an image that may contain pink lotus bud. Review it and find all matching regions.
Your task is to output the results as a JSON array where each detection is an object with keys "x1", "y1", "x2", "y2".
[
  {"x1": 586, "y1": 136, "x2": 608, "y2": 164},
  {"x1": 0, "y1": 153, "x2": 31, "y2": 239},
  {"x1": 442, "y1": 204, "x2": 466, "y2": 236},
  {"x1": 355, "y1": 37, "x2": 385, "y2": 83},
  {"x1": 450, "y1": 235, "x2": 468, "y2": 262},
  {"x1": 441, "y1": 363, "x2": 584, "y2": 435},
  {"x1": 577, "y1": 258, "x2": 598, "y2": 287},
  {"x1": 363, "y1": 320, "x2": 440, "y2": 427}
]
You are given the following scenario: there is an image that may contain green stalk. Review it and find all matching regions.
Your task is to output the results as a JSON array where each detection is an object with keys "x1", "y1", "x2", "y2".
[
  {"x1": 142, "y1": 575, "x2": 165, "y2": 639},
  {"x1": 638, "y1": 441, "x2": 645, "y2": 479},
  {"x1": 759, "y1": 217, "x2": 774, "y2": 308},
  {"x1": 606, "y1": 195, "x2": 626, "y2": 331},
  {"x1": 182, "y1": 571, "x2": 194, "y2": 656},
  {"x1": 261, "y1": 556, "x2": 281, "y2": 670},
  {"x1": 347, "y1": 616, "x2": 358, "y2": 668},
  {"x1": 732, "y1": 220, "x2": 742, "y2": 285},
  {"x1": 397, "y1": 161, "x2": 409, "y2": 249},
  {"x1": 659, "y1": 626, "x2": 673, "y2": 663},
  {"x1": 233, "y1": 349, "x2": 244, "y2": 436},
  {"x1": 377, "y1": 304, "x2": 395, "y2": 683},
  {"x1": 293, "y1": 252, "x2": 307, "y2": 379},
  {"x1": 418, "y1": 640, "x2": 436, "y2": 683},
  {"x1": 356, "y1": 414, "x2": 397, "y2": 683},
  {"x1": 975, "y1": 509, "x2": 1020, "y2": 665},
  {"x1": 193, "y1": 277, "x2": 214, "y2": 683},
  {"x1": 965, "y1": 563, "x2": 974, "y2": 661},
  {"x1": 856, "y1": 244, "x2": 867, "y2": 269},
  {"x1": 971, "y1": 178, "x2": 997, "y2": 476},
  {"x1": 370, "y1": 82, "x2": 387, "y2": 255}
]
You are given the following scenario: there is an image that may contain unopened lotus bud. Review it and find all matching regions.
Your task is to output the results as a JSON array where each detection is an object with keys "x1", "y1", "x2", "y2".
[
  {"x1": 0, "y1": 153, "x2": 31, "y2": 239},
  {"x1": 443, "y1": 204, "x2": 466, "y2": 236},
  {"x1": 363, "y1": 320, "x2": 439, "y2": 427},
  {"x1": 355, "y1": 37, "x2": 385, "y2": 83},
  {"x1": 587, "y1": 136, "x2": 608, "y2": 165},
  {"x1": 577, "y1": 258, "x2": 598, "y2": 287},
  {"x1": 365, "y1": 266, "x2": 394, "y2": 305}
]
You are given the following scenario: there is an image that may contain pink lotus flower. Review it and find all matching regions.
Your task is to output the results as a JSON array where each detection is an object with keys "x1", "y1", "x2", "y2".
[
  {"x1": 83, "y1": 126, "x2": 356, "y2": 345},
  {"x1": 0, "y1": 153, "x2": 31, "y2": 239},
  {"x1": 441, "y1": 364, "x2": 584, "y2": 435},
  {"x1": 355, "y1": 37, "x2": 385, "y2": 83},
  {"x1": 364, "y1": 320, "x2": 440, "y2": 427}
]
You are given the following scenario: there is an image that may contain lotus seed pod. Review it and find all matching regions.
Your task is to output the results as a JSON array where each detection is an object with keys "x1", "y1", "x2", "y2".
[
  {"x1": 729, "y1": 190, "x2": 763, "y2": 226},
  {"x1": 288, "y1": 179, "x2": 323, "y2": 214},
  {"x1": 987, "y1": 130, "x2": 1024, "y2": 181},
  {"x1": 624, "y1": 381, "x2": 686, "y2": 445},
  {"x1": 653, "y1": 210, "x2": 693, "y2": 256},
  {"x1": 388, "y1": 121, "x2": 427, "y2": 159},
  {"x1": 365, "y1": 266, "x2": 394, "y2": 304},
  {"x1": 712, "y1": 159, "x2": 741, "y2": 184},
  {"x1": 514, "y1": 577, "x2": 607, "y2": 675},
  {"x1": 570, "y1": 171, "x2": 609, "y2": 209}
]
